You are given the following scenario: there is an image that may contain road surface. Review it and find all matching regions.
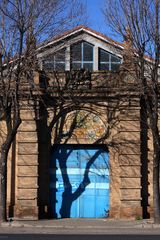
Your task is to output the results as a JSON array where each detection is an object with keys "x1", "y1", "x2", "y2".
[{"x1": 0, "y1": 235, "x2": 160, "y2": 240}]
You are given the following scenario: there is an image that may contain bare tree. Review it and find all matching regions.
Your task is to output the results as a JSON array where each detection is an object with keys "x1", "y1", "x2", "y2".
[
  {"x1": 104, "y1": 0, "x2": 160, "y2": 223},
  {"x1": 0, "y1": 0, "x2": 86, "y2": 222}
]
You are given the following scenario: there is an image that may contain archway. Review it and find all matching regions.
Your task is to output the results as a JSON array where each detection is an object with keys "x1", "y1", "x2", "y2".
[{"x1": 49, "y1": 110, "x2": 110, "y2": 218}]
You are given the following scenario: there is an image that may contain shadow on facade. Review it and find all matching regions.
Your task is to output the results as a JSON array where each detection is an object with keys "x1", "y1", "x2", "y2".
[
  {"x1": 140, "y1": 97, "x2": 150, "y2": 219},
  {"x1": 8, "y1": 140, "x2": 16, "y2": 218},
  {"x1": 36, "y1": 103, "x2": 51, "y2": 219}
]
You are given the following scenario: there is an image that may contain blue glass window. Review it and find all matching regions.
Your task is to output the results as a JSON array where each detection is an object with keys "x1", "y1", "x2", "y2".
[
  {"x1": 71, "y1": 42, "x2": 93, "y2": 71},
  {"x1": 43, "y1": 48, "x2": 65, "y2": 71},
  {"x1": 99, "y1": 48, "x2": 121, "y2": 71}
]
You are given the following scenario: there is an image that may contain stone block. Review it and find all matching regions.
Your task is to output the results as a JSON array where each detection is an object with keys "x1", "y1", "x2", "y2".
[
  {"x1": 119, "y1": 120, "x2": 140, "y2": 131},
  {"x1": 20, "y1": 109, "x2": 36, "y2": 120},
  {"x1": 109, "y1": 206, "x2": 120, "y2": 219},
  {"x1": 17, "y1": 199, "x2": 37, "y2": 206},
  {"x1": 119, "y1": 143, "x2": 140, "y2": 155},
  {"x1": 18, "y1": 143, "x2": 38, "y2": 155},
  {"x1": 121, "y1": 188, "x2": 141, "y2": 200},
  {"x1": 18, "y1": 132, "x2": 37, "y2": 142},
  {"x1": 121, "y1": 200, "x2": 141, "y2": 207},
  {"x1": 18, "y1": 166, "x2": 38, "y2": 177},
  {"x1": 14, "y1": 205, "x2": 38, "y2": 220},
  {"x1": 17, "y1": 189, "x2": 37, "y2": 199},
  {"x1": 120, "y1": 109, "x2": 140, "y2": 117},
  {"x1": 120, "y1": 206, "x2": 142, "y2": 218},
  {"x1": 120, "y1": 166, "x2": 141, "y2": 177},
  {"x1": 119, "y1": 114, "x2": 140, "y2": 121},
  {"x1": 118, "y1": 131, "x2": 140, "y2": 141},
  {"x1": 19, "y1": 120, "x2": 37, "y2": 131},
  {"x1": 18, "y1": 177, "x2": 38, "y2": 188},
  {"x1": 121, "y1": 177, "x2": 141, "y2": 188},
  {"x1": 119, "y1": 154, "x2": 140, "y2": 165},
  {"x1": 18, "y1": 154, "x2": 38, "y2": 165}
]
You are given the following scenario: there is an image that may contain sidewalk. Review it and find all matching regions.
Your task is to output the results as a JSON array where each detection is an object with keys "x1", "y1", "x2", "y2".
[{"x1": 1, "y1": 218, "x2": 160, "y2": 230}]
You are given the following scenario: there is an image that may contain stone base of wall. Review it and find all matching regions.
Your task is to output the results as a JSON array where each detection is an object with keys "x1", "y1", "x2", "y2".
[
  {"x1": 13, "y1": 205, "x2": 38, "y2": 220},
  {"x1": 109, "y1": 207, "x2": 120, "y2": 219},
  {"x1": 148, "y1": 207, "x2": 154, "y2": 218},
  {"x1": 119, "y1": 206, "x2": 142, "y2": 219},
  {"x1": 110, "y1": 204, "x2": 142, "y2": 219}
]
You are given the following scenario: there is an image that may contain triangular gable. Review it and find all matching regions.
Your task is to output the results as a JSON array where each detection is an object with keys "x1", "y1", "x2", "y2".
[{"x1": 37, "y1": 25, "x2": 124, "y2": 52}]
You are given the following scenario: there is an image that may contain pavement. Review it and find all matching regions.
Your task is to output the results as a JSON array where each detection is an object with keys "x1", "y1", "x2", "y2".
[
  {"x1": 0, "y1": 218, "x2": 158, "y2": 229},
  {"x1": 1, "y1": 218, "x2": 160, "y2": 234}
]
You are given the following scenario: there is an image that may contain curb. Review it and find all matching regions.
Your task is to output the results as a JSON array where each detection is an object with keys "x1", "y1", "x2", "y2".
[
  {"x1": 1, "y1": 220, "x2": 160, "y2": 230},
  {"x1": 0, "y1": 222, "x2": 150, "y2": 229}
]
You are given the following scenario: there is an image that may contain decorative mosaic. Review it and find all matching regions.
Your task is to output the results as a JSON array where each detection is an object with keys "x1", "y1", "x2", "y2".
[{"x1": 60, "y1": 111, "x2": 107, "y2": 143}]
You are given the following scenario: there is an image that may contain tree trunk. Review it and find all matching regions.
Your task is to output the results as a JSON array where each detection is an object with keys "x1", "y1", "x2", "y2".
[
  {"x1": 0, "y1": 117, "x2": 21, "y2": 222},
  {"x1": 60, "y1": 188, "x2": 73, "y2": 218},
  {"x1": 0, "y1": 145, "x2": 8, "y2": 222},
  {"x1": 153, "y1": 139, "x2": 160, "y2": 223}
]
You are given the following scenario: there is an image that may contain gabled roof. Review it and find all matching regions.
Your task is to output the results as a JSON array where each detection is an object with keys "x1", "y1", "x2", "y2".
[{"x1": 37, "y1": 25, "x2": 124, "y2": 52}]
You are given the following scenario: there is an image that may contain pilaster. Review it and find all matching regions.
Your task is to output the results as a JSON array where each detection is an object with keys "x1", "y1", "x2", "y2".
[{"x1": 14, "y1": 106, "x2": 39, "y2": 220}]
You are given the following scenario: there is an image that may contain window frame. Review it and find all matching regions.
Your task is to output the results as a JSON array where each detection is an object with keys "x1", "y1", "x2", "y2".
[
  {"x1": 98, "y1": 48, "x2": 122, "y2": 71},
  {"x1": 43, "y1": 48, "x2": 66, "y2": 71},
  {"x1": 71, "y1": 41, "x2": 94, "y2": 71}
]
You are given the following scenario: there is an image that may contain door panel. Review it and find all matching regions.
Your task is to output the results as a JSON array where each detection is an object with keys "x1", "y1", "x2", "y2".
[{"x1": 50, "y1": 145, "x2": 109, "y2": 218}]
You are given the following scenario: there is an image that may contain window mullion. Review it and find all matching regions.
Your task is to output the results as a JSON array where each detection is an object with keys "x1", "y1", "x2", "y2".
[
  {"x1": 54, "y1": 55, "x2": 56, "y2": 71},
  {"x1": 81, "y1": 42, "x2": 83, "y2": 68},
  {"x1": 109, "y1": 54, "x2": 111, "y2": 71}
]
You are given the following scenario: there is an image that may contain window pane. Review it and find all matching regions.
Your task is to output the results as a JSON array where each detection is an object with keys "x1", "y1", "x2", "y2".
[
  {"x1": 55, "y1": 48, "x2": 65, "y2": 61},
  {"x1": 83, "y1": 42, "x2": 93, "y2": 61},
  {"x1": 111, "y1": 63, "x2": 120, "y2": 71},
  {"x1": 71, "y1": 43, "x2": 81, "y2": 61},
  {"x1": 43, "y1": 59, "x2": 54, "y2": 69},
  {"x1": 43, "y1": 49, "x2": 65, "y2": 71},
  {"x1": 83, "y1": 63, "x2": 93, "y2": 71},
  {"x1": 111, "y1": 54, "x2": 121, "y2": 63},
  {"x1": 99, "y1": 63, "x2": 109, "y2": 71},
  {"x1": 99, "y1": 49, "x2": 109, "y2": 62},
  {"x1": 71, "y1": 62, "x2": 81, "y2": 70},
  {"x1": 55, "y1": 62, "x2": 65, "y2": 71}
]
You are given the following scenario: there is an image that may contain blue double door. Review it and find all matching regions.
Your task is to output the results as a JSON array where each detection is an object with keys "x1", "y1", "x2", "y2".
[{"x1": 50, "y1": 145, "x2": 109, "y2": 218}]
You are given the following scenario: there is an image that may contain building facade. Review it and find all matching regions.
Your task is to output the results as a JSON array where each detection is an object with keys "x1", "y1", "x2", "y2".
[{"x1": 3, "y1": 26, "x2": 154, "y2": 220}]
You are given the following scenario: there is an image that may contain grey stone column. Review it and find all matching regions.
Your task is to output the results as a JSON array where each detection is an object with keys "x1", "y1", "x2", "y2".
[
  {"x1": 65, "y1": 46, "x2": 70, "y2": 71},
  {"x1": 93, "y1": 45, "x2": 99, "y2": 71}
]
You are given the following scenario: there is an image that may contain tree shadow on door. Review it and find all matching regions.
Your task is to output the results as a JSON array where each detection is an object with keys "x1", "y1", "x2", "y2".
[{"x1": 49, "y1": 145, "x2": 109, "y2": 218}]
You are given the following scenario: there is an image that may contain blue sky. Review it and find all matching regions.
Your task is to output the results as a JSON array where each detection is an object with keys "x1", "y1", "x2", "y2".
[
  {"x1": 86, "y1": 0, "x2": 106, "y2": 33},
  {"x1": 86, "y1": 0, "x2": 121, "y2": 42}
]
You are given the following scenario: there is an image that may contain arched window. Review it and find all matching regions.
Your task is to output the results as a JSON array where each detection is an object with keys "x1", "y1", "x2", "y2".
[
  {"x1": 99, "y1": 48, "x2": 121, "y2": 71},
  {"x1": 71, "y1": 42, "x2": 93, "y2": 71},
  {"x1": 43, "y1": 48, "x2": 65, "y2": 71}
]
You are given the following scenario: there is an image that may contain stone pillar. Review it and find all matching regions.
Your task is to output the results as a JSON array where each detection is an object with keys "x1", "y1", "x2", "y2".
[
  {"x1": 65, "y1": 46, "x2": 70, "y2": 71},
  {"x1": 148, "y1": 130, "x2": 154, "y2": 217},
  {"x1": 93, "y1": 45, "x2": 98, "y2": 71},
  {"x1": 14, "y1": 106, "x2": 39, "y2": 220},
  {"x1": 118, "y1": 100, "x2": 142, "y2": 219},
  {"x1": 109, "y1": 149, "x2": 121, "y2": 218}
]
